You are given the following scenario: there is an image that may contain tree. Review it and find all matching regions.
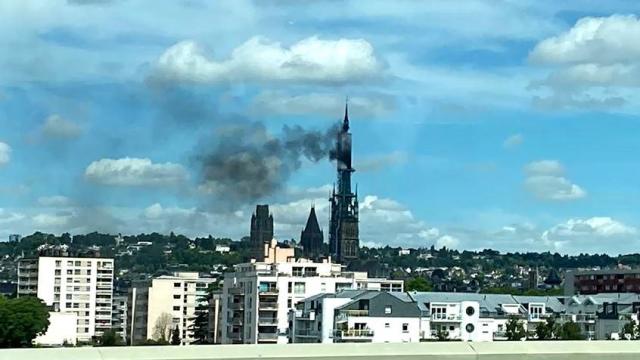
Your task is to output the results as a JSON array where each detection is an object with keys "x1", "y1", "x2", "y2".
[
  {"x1": 171, "y1": 325, "x2": 181, "y2": 345},
  {"x1": 0, "y1": 296, "x2": 50, "y2": 347},
  {"x1": 535, "y1": 316, "x2": 557, "y2": 340},
  {"x1": 405, "y1": 277, "x2": 432, "y2": 292},
  {"x1": 505, "y1": 316, "x2": 526, "y2": 341},
  {"x1": 189, "y1": 299, "x2": 210, "y2": 344},
  {"x1": 622, "y1": 321, "x2": 639, "y2": 340},
  {"x1": 435, "y1": 328, "x2": 449, "y2": 341},
  {"x1": 97, "y1": 329, "x2": 123, "y2": 346},
  {"x1": 557, "y1": 321, "x2": 583, "y2": 340},
  {"x1": 152, "y1": 312, "x2": 173, "y2": 342}
]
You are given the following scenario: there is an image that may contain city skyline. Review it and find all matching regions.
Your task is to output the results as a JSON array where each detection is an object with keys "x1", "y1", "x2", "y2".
[{"x1": 3, "y1": 1, "x2": 640, "y2": 254}]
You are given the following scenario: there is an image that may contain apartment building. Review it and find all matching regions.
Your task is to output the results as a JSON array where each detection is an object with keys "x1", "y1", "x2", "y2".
[
  {"x1": 146, "y1": 272, "x2": 217, "y2": 344},
  {"x1": 127, "y1": 280, "x2": 150, "y2": 345},
  {"x1": 562, "y1": 293, "x2": 640, "y2": 340},
  {"x1": 17, "y1": 254, "x2": 114, "y2": 342},
  {"x1": 332, "y1": 291, "x2": 422, "y2": 343},
  {"x1": 220, "y1": 256, "x2": 403, "y2": 344},
  {"x1": 565, "y1": 269, "x2": 640, "y2": 295}
]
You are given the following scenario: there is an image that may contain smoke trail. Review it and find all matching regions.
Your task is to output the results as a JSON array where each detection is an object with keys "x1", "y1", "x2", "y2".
[{"x1": 196, "y1": 121, "x2": 340, "y2": 206}]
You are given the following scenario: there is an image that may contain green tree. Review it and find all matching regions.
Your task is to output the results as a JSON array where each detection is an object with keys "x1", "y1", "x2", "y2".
[
  {"x1": 97, "y1": 329, "x2": 123, "y2": 346},
  {"x1": 435, "y1": 327, "x2": 449, "y2": 341},
  {"x1": 535, "y1": 316, "x2": 557, "y2": 340},
  {"x1": 557, "y1": 321, "x2": 583, "y2": 340},
  {"x1": 189, "y1": 300, "x2": 210, "y2": 344},
  {"x1": 0, "y1": 296, "x2": 50, "y2": 347},
  {"x1": 171, "y1": 325, "x2": 181, "y2": 345},
  {"x1": 505, "y1": 316, "x2": 526, "y2": 341},
  {"x1": 622, "y1": 321, "x2": 638, "y2": 340},
  {"x1": 405, "y1": 277, "x2": 432, "y2": 292}
]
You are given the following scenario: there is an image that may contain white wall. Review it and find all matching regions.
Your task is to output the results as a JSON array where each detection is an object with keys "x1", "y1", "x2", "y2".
[
  {"x1": 34, "y1": 312, "x2": 78, "y2": 346},
  {"x1": 346, "y1": 316, "x2": 420, "y2": 343}
]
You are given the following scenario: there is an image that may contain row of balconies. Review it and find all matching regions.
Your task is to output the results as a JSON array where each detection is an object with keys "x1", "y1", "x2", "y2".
[{"x1": 333, "y1": 329, "x2": 374, "y2": 340}]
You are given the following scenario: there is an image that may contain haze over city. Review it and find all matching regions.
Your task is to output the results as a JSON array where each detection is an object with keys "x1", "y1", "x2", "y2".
[{"x1": 3, "y1": 0, "x2": 640, "y2": 255}]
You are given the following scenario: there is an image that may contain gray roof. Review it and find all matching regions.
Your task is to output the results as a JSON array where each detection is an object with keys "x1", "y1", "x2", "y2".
[
  {"x1": 336, "y1": 290, "x2": 422, "y2": 318},
  {"x1": 408, "y1": 292, "x2": 520, "y2": 315},
  {"x1": 512, "y1": 296, "x2": 565, "y2": 313}
]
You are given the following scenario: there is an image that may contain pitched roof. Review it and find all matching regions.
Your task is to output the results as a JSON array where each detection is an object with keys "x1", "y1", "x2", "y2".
[{"x1": 303, "y1": 207, "x2": 322, "y2": 234}]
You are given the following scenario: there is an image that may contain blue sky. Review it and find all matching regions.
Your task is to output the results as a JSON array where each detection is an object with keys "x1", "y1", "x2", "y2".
[{"x1": 2, "y1": 0, "x2": 640, "y2": 254}]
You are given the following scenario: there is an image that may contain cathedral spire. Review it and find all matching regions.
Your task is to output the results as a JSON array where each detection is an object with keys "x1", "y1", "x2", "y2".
[{"x1": 343, "y1": 98, "x2": 349, "y2": 131}]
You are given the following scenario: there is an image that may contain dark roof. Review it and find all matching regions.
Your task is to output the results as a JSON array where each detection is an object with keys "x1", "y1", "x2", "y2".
[
  {"x1": 303, "y1": 207, "x2": 322, "y2": 234},
  {"x1": 545, "y1": 269, "x2": 562, "y2": 285}
]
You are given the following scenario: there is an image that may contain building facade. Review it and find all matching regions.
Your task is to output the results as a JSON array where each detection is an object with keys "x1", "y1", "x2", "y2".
[
  {"x1": 220, "y1": 258, "x2": 402, "y2": 345},
  {"x1": 250, "y1": 205, "x2": 274, "y2": 261},
  {"x1": 565, "y1": 269, "x2": 640, "y2": 295},
  {"x1": 17, "y1": 255, "x2": 114, "y2": 342},
  {"x1": 146, "y1": 272, "x2": 217, "y2": 344},
  {"x1": 329, "y1": 104, "x2": 359, "y2": 263}
]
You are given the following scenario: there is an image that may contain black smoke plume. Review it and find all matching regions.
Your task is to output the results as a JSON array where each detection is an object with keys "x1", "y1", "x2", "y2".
[{"x1": 196, "y1": 122, "x2": 340, "y2": 207}]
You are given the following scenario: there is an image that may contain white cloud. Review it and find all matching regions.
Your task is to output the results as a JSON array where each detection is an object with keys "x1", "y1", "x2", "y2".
[
  {"x1": 523, "y1": 160, "x2": 586, "y2": 201},
  {"x1": 38, "y1": 195, "x2": 72, "y2": 207},
  {"x1": 436, "y1": 235, "x2": 460, "y2": 249},
  {"x1": 503, "y1": 133, "x2": 524, "y2": 149},
  {"x1": 41, "y1": 114, "x2": 83, "y2": 139},
  {"x1": 250, "y1": 91, "x2": 393, "y2": 118},
  {"x1": 530, "y1": 15, "x2": 640, "y2": 66},
  {"x1": 358, "y1": 151, "x2": 408, "y2": 172},
  {"x1": 85, "y1": 157, "x2": 188, "y2": 186},
  {"x1": 0, "y1": 208, "x2": 25, "y2": 225},
  {"x1": 542, "y1": 217, "x2": 637, "y2": 253},
  {"x1": 154, "y1": 36, "x2": 382, "y2": 84},
  {"x1": 524, "y1": 160, "x2": 564, "y2": 176},
  {"x1": 33, "y1": 212, "x2": 73, "y2": 228},
  {"x1": 529, "y1": 15, "x2": 640, "y2": 109},
  {"x1": 0, "y1": 142, "x2": 10, "y2": 166}
]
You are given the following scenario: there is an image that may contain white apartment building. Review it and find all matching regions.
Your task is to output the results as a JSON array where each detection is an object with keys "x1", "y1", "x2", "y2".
[
  {"x1": 220, "y1": 258, "x2": 403, "y2": 344},
  {"x1": 146, "y1": 272, "x2": 217, "y2": 344},
  {"x1": 17, "y1": 255, "x2": 114, "y2": 342}
]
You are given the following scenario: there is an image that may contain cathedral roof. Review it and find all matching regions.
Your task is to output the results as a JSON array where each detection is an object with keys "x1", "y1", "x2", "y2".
[{"x1": 303, "y1": 207, "x2": 322, "y2": 234}]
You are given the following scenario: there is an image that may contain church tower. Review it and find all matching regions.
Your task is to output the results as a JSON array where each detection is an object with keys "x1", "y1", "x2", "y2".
[
  {"x1": 329, "y1": 103, "x2": 359, "y2": 263},
  {"x1": 300, "y1": 206, "x2": 324, "y2": 259}
]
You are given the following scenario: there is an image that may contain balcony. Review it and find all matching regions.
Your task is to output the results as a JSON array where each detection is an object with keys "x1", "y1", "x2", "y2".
[
  {"x1": 230, "y1": 302, "x2": 244, "y2": 310},
  {"x1": 259, "y1": 301, "x2": 278, "y2": 310},
  {"x1": 258, "y1": 317, "x2": 278, "y2": 326},
  {"x1": 333, "y1": 329, "x2": 374, "y2": 342},
  {"x1": 229, "y1": 287, "x2": 244, "y2": 294},
  {"x1": 258, "y1": 285, "x2": 278, "y2": 295},
  {"x1": 431, "y1": 313, "x2": 463, "y2": 322},
  {"x1": 295, "y1": 329, "x2": 320, "y2": 338},
  {"x1": 257, "y1": 332, "x2": 278, "y2": 342}
]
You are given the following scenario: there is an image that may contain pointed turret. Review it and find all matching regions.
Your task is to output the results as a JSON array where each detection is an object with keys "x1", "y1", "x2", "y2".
[{"x1": 301, "y1": 206, "x2": 324, "y2": 259}]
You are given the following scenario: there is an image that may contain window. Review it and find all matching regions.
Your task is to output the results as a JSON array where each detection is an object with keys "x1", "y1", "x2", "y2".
[
  {"x1": 385, "y1": 306, "x2": 392, "y2": 314},
  {"x1": 55, "y1": 269, "x2": 61, "y2": 275},
  {"x1": 402, "y1": 323, "x2": 408, "y2": 332},
  {"x1": 287, "y1": 299, "x2": 292, "y2": 308},
  {"x1": 174, "y1": 282, "x2": 181, "y2": 288},
  {"x1": 87, "y1": 270, "x2": 91, "y2": 275},
  {"x1": 449, "y1": 325, "x2": 454, "y2": 331},
  {"x1": 66, "y1": 294, "x2": 72, "y2": 300},
  {"x1": 385, "y1": 323, "x2": 390, "y2": 328},
  {"x1": 74, "y1": 269, "x2": 81, "y2": 275},
  {"x1": 173, "y1": 306, "x2": 180, "y2": 311},
  {"x1": 174, "y1": 294, "x2": 181, "y2": 299},
  {"x1": 321, "y1": 282, "x2": 326, "y2": 292},
  {"x1": 67, "y1": 261, "x2": 73, "y2": 266},
  {"x1": 293, "y1": 267, "x2": 303, "y2": 276},
  {"x1": 67, "y1": 270, "x2": 73, "y2": 275},
  {"x1": 75, "y1": 261, "x2": 81, "y2": 266},
  {"x1": 288, "y1": 282, "x2": 292, "y2": 293},
  {"x1": 55, "y1": 260, "x2": 61, "y2": 267},
  {"x1": 294, "y1": 282, "x2": 306, "y2": 295}
]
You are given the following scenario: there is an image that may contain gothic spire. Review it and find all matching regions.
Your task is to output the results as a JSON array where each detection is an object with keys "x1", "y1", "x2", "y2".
[{"x1": 342, "y1": 98, "x2": 349, "y2": 131}]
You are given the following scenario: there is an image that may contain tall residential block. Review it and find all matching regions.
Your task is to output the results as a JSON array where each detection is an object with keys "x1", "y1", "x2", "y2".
[
  {"x1": 17, "y1": 254, "x2": 114, "y2": 342},
  {"x1": 146, "y1": 272, "x2": 217, "y2": 344}
]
